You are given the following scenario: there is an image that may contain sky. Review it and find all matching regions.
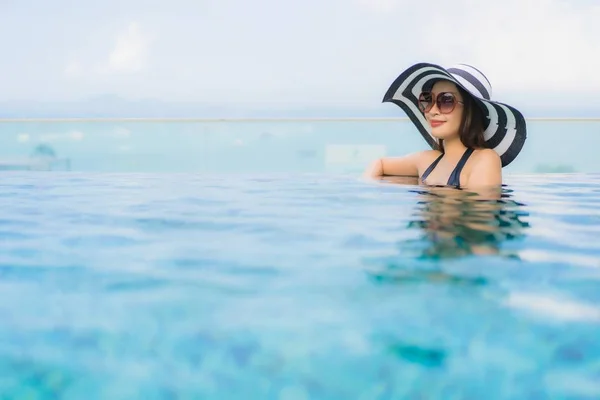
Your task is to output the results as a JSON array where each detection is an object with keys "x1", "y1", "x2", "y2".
[{"x1": 1, "y1": 0, "x2": 599, "y2": 111}]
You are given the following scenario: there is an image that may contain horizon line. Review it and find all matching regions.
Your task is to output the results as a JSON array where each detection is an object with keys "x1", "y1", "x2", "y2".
[{"x1": 0, "y1": 116, "x2": 599, "y2": 123}]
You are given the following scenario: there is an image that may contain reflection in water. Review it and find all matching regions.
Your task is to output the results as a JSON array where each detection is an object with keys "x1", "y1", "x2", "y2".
[
  {"x1": 386, "y1": 341, "x2": 446, "y2": 368},
  {"x1": 365, "y1": 180, "x2": 531, "y2": 286},
  {"x1": 405, "y1": 185, "x2": 530, "y2": 259}
]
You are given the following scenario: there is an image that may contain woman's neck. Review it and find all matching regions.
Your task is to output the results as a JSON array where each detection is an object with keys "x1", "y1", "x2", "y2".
[{"x1": 441, "y1": 136, "x2": 467, "y2": 159}]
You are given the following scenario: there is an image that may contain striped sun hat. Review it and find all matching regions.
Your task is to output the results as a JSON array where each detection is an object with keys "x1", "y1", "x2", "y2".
[{"x1": 382, "y1": 63, "x2": 527, "y2": 167}]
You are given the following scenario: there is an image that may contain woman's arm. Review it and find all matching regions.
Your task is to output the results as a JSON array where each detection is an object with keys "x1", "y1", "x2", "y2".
[{"x1": 363, "y1": 151, "x2": 438, "y2": 178}]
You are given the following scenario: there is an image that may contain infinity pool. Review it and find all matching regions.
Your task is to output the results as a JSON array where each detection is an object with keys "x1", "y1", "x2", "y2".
[{"x1": 1, "y1": 172, "x2": 599, "y2": 399}]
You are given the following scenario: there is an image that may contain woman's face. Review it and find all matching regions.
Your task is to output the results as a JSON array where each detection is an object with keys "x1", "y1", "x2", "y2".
[{"x1": 421, "y1": 80, "x2": 464, "y2": 140}]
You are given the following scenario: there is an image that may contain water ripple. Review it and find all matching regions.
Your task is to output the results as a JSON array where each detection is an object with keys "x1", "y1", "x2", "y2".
[{"x1": 0, "y1": 172, "x2": 599, "y2": 398}]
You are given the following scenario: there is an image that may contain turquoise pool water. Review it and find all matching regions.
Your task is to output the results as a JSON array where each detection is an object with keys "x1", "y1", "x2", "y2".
[{"x1": 1, "y1": 172, "x2": 599, "y2": 399}]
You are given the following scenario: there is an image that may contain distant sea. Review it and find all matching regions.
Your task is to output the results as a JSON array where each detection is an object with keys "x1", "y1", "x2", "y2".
[{"x1": 0, "y1": 116, "x2": 598, "y2": 174}]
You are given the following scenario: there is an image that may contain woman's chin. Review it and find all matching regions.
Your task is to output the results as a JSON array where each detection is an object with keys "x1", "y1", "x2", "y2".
[{"x1": 431, "y1": 130, "x2": 453, "y2": 140}]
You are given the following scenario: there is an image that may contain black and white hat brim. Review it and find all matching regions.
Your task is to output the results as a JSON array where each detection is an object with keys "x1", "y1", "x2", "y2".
[{"x1": 382, "y1": 62, "x2": 527, "y2": 167}]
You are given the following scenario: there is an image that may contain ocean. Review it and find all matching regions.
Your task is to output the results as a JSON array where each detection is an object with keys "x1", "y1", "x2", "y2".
[{"x1": 0, "y1": 118, "x2": 598, "y2": 174}]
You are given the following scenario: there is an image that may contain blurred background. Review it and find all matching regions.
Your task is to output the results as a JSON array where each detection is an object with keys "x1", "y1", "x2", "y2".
[{"x1": 0, "y1": 0, "x2": 599, "y2": 173}]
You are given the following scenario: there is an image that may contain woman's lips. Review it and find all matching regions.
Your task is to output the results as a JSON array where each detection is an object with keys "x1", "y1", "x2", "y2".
[{"x1": 430, "y1": 120, "x2": 445, "y2": 128}]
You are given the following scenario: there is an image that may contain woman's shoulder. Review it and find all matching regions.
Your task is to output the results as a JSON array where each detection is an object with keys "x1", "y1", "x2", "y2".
[
  {"x1": 405, "y1": 149, "x2": 442, "y2": 175},
  {"x1": 416, "y1": 149, "x2": 443, "y2": 165},
  {"x1": 412, "y1": 149, "x2": 442, "y2": 160},
  {"x1": 388, "y1": 149, "x2": 441, "y2": 165},
  {"x1": 465, "y1": 148, "x2": 502, "y2": 187},
  {"x1": 471, "y1": 148, "x2": 501, "y2": 168}
]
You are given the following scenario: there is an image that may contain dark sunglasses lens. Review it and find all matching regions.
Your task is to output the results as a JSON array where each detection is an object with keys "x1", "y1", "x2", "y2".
[
  {"x1": 438, "y1": 93, "x2": 456, "y2": 114},
  {"x1": 418, "y1": 93, "x2": 433, "y2": 112}
]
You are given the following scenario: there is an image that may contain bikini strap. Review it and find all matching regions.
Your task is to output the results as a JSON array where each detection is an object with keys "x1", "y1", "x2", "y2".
[
  {"x1": 447, "y1": 148, "x2": 475, "y2": 187},
  {"x1": 421, "y1": 153, "x2": 444, "y2": 182}
]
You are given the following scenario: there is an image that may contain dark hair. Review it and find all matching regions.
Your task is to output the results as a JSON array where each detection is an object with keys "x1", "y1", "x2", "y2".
[{"x1": 435, "y1": 85, "x2": 486, "y2": 153}]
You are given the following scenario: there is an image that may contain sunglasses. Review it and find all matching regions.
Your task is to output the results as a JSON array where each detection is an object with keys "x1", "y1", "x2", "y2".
[{"x1": 418, "y1": 92, "x2": 464, "y2": 114}]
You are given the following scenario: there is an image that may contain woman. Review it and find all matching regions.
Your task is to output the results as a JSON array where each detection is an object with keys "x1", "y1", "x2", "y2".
[{"x1": 364, "y1": 63, "x2": 527, "y2": 190}]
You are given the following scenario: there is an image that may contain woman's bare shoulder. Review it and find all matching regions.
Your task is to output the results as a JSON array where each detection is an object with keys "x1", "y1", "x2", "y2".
[
  {"x1": 466, "y1": 148, "x2": 502, "y2": 187},
  {"x1": 420, "y1": 149, "x2": 443, "y2": 158},
  {"x1": 416, "y1": 149, "x2": 443, "y2": 167},
  {"x1": 471, "y1": 148, "x2": 502, "y2": 167},
  {"x1": 396, "y1": 149, "x2": 442, "y2": 170}
]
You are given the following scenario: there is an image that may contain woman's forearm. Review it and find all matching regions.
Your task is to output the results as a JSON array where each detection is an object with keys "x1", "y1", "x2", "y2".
[{"x1": 363, "y1": 158, "x2": 385, "y2": 178}]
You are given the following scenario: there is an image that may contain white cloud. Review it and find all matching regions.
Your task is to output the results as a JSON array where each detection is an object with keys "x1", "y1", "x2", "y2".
[
  {"x1": 103, "y1": 22, "x2": 150, "y2": 73},
  {"x1": 63, "y1": 22, "x2": 151, "y2": 79},
  {"x1": 420, "y1": 0, "x2": 600, "y2": 95}
]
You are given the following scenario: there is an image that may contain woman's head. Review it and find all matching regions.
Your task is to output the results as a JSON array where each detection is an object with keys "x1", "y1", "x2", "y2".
[
  {"x1": 419, "y1": 80, "x2": 486, "y2": 151},
  {"x1": 384, "y1": 63, "x2": 526, "y2": 166}
]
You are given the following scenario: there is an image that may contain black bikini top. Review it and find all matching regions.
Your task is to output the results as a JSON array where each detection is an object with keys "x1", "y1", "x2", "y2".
[{"x1": 421, "y1": 148, "x2": 474, "y2": 188}]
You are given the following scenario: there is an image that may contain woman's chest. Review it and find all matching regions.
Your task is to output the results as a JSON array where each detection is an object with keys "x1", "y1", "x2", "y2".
[{"x1": 420, "y1": 160, "x2": 472, "y2": 187}]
